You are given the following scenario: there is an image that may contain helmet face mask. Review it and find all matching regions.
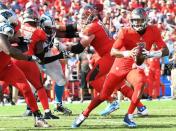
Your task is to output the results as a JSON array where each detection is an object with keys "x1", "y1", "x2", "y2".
[
  {"x1": 79, "y1": 4, "x2": 97, "y2": 26},
  {"x1": 43, "y1": 26, "x2": 54, "y2": 35},
  {"x1": 130, "y1": 8, "x2": 148, "y2": 32}
]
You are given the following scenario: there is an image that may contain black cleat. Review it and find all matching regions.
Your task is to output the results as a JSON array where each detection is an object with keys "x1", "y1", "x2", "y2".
[
  {"x1": 54, "y1": 104, "x2": 72, "y2": 115},
  {"x1": 44, "y1": 111, "x2": 59, "y2": 119}
]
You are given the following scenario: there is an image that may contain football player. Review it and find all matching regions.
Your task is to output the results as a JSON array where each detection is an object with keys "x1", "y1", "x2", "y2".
[{"x1": 0, "y1": 18, "x2": 50, "y2": 127}]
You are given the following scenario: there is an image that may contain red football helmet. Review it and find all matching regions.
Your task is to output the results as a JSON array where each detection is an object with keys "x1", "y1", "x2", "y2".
[
  {"x1": 79, "y1": 4, "x2": 98, "y2": 26},
  {"x1": 130, "y1": 8, "x2": 148, "y2": 32}
]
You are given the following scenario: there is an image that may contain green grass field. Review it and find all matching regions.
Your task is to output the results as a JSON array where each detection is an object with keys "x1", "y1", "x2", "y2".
[{"x1": 0, "y1": 99, "x2": 176, "y2": 131}]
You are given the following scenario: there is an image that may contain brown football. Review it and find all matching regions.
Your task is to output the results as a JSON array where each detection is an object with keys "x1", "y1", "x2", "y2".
[{"x1": 134, "y1": 45, "x2": 146, "y2": 66}]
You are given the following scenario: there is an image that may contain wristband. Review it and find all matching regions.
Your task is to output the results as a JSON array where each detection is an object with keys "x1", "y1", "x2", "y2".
[
  {"x1": 122, "y1": 51, "x2": 131, "y2": 57},
  {"x1": 149, "y1": 50, "x2": 162, "y2": 58}
]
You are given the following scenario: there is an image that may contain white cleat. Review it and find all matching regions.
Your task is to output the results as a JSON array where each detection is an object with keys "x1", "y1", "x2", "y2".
[{"x1": 71, "y1": 114, "x2": 87, "y2": 128}]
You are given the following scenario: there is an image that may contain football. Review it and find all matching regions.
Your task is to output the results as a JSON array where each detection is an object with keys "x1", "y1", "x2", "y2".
[{"x1": 134, "y1": 44, "x2": 146, "y2": 66}]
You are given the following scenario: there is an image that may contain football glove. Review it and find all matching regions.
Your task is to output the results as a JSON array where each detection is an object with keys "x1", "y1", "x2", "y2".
[{"x1": 28, "y1": 55, "x2": 42, "y2": 64}]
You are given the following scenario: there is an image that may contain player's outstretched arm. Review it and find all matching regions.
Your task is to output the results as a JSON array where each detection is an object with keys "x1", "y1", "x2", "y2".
[
  {"x1": 66, "y1": 34, "x2": 95, "y2": 54},
  {"x1": 55, "y1": 23, "x2": 79, "y2": 38}
]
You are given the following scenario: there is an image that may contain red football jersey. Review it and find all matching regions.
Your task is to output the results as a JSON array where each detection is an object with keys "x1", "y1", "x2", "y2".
[
  {"x1": 112, "y1": 25, "x2": 166, "y2": 69},
  {"x1": 83, "y1": 19, "x2": 115, "y2": 57},
  {"x1": 26, "y1": 29, "x2": 46, "y2": 55}
]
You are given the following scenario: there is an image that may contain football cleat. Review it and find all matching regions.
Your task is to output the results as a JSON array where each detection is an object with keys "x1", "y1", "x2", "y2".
[
  {"x1": 137, "y1": 106, "x2": 148, "y2": 116},
  {"x1": 54, "y1": 104, "x2": 72, "y2": 115},
  {"x1": 44, "y1": 111, "x2": 59, "y2": 119},
  {"x1": 34, "y1": 116, "x2": 51, "y2": 128},
  {"x1": 71, "y1": 114, "x2": 87, "y2": 128},
  {"x1": 124, "y1": 114, "x2": 137, "y2": 128},
  {"x1": 100, "y1": 100, "x2": 120, "y2": 116}
]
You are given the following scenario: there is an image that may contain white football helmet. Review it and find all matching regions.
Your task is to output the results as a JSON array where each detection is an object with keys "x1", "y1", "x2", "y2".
[
  {"x1": 0, "y1": 21, "x2": 14, "y2": 38},
  {"x1": 39, "y1": 13, "x2": 55, "y2": 36},
  {"x1": 0, "y1": 9, "x2": 18, "y2": 28},
  {"x1": 23, "y1": 8, "x2": 38, "y2": 23}
]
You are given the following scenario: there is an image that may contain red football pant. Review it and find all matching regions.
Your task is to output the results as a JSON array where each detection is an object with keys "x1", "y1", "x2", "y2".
[
  {"x1": 83, "y1": 68, "x2": 145, "y2": 117},
  {"x1": 0, "y1": 63, "x2": 38, "y2": 112},
  {"x1": 12, "y1": 59, "x2": 49, "y2": 110},
  {"x1": 100, "y1": 69, "x2": 145, "y2": 114}
]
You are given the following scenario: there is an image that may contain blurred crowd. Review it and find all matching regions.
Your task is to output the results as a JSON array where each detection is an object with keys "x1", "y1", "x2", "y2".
[{"x1": 0, "y1": 0, "x2": 176, "y2": 105}]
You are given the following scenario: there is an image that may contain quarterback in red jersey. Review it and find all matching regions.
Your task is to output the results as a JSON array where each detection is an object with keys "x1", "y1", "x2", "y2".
[{"x1": 101, "y1": 8, "x2": 168, "y2": 127}]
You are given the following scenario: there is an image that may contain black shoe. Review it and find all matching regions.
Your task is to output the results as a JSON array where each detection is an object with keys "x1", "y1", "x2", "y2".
[
  {"x1": 11, "y1": 101, "x2": 16, "y2": 105},
  {"x1": 44, "y1": 111, "x2": 59, "y2": 119},
  {"x1": 23, "y1": 110, "x2": 33, "y2": 116},
  {"x1": 54, "y1": 104, "x2": 72, "y2": 115}
]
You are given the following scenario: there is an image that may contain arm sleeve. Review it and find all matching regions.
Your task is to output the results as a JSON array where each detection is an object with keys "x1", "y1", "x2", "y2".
[
  {"x1": 56, "y1": 23, "x2": 79, "y2": 38},
  {"x1": 56, "y1": 30, "x2": 79, "y2": 38},
  {"x1": 66, "y1": 23, "x2": 77, "y2": 32},
  {"x1": 70, "y1": 41, "x2": 85, "y2": 54},
  {"x1": 36, "y1": 52, "x2": 64, "y2": 64}
]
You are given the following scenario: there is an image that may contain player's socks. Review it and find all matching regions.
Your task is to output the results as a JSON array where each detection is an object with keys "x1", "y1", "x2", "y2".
[
  {"x1": 23, "y1": 89, "x2": 38, "y2": 112},
  {"x1": 83, "y1": 96, "x2": 104, "y2": 117},
  {"x1": 128, "y1": 102, "x2": 137, "y2": 114},
  {"x1": 54, "y1": 84, "x2": 72, "y2": 115},
  {"x1": 37, "y1": 87, "x2": 49, "y2": 110},
  {"x1": 54, "y1": 84, "x2": 64, "y2": 104}
]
